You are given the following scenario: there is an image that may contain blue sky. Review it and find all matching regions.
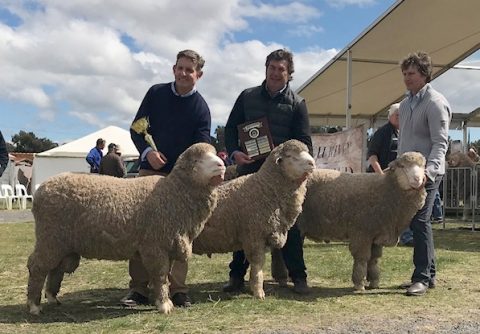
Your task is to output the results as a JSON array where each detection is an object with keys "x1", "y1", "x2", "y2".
[{"x1": 0, "y1": 0, "x2": 478, "y2": 145}]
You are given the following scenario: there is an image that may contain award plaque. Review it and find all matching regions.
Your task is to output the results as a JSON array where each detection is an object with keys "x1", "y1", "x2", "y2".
[{"x1": 237, "y1": 117, "x2": 274, "y2": 160}]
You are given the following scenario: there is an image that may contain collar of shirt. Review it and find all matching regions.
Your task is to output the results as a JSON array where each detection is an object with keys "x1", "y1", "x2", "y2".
[
  {"x1": 407, "y1": 83, "x2": 429, "y2": 110},
  {"x1": 407, "y1": 83, "x2": 429, "y2": 99},
  {"x1": 170, "y1": 82, "x2": 197, "y2": 97},
  {"x1": 266, "y1": 83, "x2": 288, "y2": 98}
]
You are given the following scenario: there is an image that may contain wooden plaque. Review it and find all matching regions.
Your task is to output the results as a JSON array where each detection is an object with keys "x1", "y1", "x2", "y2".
[{"x1": 237, "y1": 117, "x2": 274, "y2": 160}]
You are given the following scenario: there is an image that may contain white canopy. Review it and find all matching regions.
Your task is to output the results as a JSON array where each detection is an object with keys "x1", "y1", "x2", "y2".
[
  {"x1": 297, "y1": 0, "x2": 480, "y2": 127},
  {"x1": 32, "y1": 125, "x2": 139, "y2": 188},
  {"x1": 37, "y1": 125, "x2": 138, "y2": 159}
]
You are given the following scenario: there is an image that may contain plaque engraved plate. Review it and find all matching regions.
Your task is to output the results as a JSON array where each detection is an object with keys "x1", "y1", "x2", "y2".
[{"x1": 237, "y1": 117, "x2": 274, "y2": 160}]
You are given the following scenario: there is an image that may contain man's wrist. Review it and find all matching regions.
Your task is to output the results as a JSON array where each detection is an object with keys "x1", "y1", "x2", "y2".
[
  {"x1": 141, "y1": 147, "x2": 154, "y2": 162},
  {"x1": 230, "y1": 150, "x2": 241, "y2": 162}
]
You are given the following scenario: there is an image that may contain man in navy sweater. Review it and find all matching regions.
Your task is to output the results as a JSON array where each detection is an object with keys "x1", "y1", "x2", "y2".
[{"x1": 122, "y1": 49, "x2": 211, "y2": 308}]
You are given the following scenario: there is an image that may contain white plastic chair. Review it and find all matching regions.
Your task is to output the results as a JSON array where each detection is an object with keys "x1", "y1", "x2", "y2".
[
  {"x1": 1, "y1": 184, "x2": 21, "y2": 210},
  {"x1": 15, "y1": 184, "x2": 34, "y2": 210},
  {"x1": 0, "y1": 185, "x2": 11, "y2": 210}
]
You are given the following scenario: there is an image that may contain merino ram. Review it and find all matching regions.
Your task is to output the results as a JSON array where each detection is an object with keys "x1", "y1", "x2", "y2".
[
  {"x1": 295, "y1": 152, "x2": 427, "y2": 291},
  {"x1": 193, "y1": 139, "x2": 315, "y2": 299},
  {"x1": 27, "y1": 143, "x2": 225, "y2": 315}
]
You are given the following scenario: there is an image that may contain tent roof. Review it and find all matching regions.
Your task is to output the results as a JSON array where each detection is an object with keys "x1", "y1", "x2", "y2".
[
  {"x1": 297, "y1": 0, "x2": 480, "y2": 127},
  {"x1": 451, "y1": 107, "x2": 480, "y2": 129},
  {"x1": 37, "y1": 125, "x2": 139, "y2": 159}
]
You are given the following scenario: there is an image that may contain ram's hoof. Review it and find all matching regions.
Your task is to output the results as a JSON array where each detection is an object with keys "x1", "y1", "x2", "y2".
[
  {"x1": 156, "y1": 299, "x2": 174, "y2": 314},
  {"x1": 353, "y1": 285, "x2": 365, "y2": 293},
  {"x1": 253, "y1": 289, "x2": 266, "y2": 300},
  {"x1": 27, "y1": 300, "x2": 42, "y2": 315},
  {"x1": 45, "y1": 291, "x2": 61, "y2": 305}
]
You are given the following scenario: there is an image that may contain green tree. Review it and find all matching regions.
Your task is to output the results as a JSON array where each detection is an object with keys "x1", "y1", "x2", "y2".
[
  {"x1": 5, "y1": 142, "x2": 15, "y2": 152},
  {"x1": 10, "y1": 130, "x2": 58, "y2": 153},
  {"x1": 214, "y1": 125, "x2": 226, "y2": 151}
]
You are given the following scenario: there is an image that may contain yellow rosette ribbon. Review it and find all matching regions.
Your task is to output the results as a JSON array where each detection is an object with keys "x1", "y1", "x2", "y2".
[{"x1": 131, "y1": 117, "x2": 158, "y2": 151}]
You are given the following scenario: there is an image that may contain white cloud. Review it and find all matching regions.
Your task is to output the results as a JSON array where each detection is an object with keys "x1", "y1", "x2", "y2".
[
  {"x1": 433, "y1": 65, "x2": 480, "y2": 114},
  {"x1": 326, "y1": 0, "x2": 377, "y2": 9},
  {"x1": 11, "y1": 0, "x2": 479, "y2": 143},
  {"x1": 0, "y1": 0, "x2": 338, "y2": 141},
  {"x1": 287, "y1": 24, "x2": 324, "y2": 37},
  {"x1": 240, "y1": 2, "x2": 322, "y2": 23}
]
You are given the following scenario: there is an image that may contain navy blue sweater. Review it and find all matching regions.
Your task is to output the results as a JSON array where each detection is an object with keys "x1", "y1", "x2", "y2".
[{"x1": 130, "y1": 83, "x2": 211, "y2": 173}]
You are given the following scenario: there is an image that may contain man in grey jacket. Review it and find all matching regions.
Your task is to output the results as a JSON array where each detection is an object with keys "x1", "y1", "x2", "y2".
[{"x1": 397, "y1": 51, "x2": 451, "y2": 296}]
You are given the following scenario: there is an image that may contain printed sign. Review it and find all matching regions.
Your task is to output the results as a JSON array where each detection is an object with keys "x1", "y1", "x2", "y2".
[{"x1": 312, "y1": 125, "x2": 365, "y2": 173}]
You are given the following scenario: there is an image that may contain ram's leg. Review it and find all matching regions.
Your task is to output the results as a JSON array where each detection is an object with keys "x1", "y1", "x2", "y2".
[
  {"x1": 367, "y1": 244, "x2": 383, "y2": 289},
  {"x1": 45, "y1": 253, "x2": 80, "y2": 304},
  {"x1": 245, "y1": 249, "x2": 266, "y2": 299},
  {"x1": 143, "y1": 253, "x2": 173, "y2": 314},
  {"x1": 349, "y1": 241, "x2": 371, "y2": 292},
  {"x1": 27, "y1": 247, "x2": 65, "y2": 315}
]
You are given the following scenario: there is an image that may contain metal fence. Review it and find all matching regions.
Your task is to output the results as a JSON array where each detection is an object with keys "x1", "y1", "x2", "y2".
[{"x1": 442, "y1": 166, "x2": 476, "y2": 230}]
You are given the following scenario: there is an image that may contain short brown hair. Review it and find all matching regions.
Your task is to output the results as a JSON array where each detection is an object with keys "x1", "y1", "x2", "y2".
[
  {"x1": 400, "y1": 51, "x2": 432, "y2": 83},
  {"x1": 265, "y1": 49, "x2": 294, "y2": 81},
  {"x1": 176, "y1": 49, "x2": 205, "y2": 72}
]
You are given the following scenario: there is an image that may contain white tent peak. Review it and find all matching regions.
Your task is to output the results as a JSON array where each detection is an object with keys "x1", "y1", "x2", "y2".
[
  {"x1": 38, "y1": 125, "x2": 139, "y2": 159},
  {"x1": 32, "y1": 125, "x2": 139, "y2": 189}
]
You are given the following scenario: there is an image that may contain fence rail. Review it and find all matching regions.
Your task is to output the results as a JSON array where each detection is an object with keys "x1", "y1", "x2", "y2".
[{"x1": 442, "y1": 166, "x2": 476, "y2": 230}]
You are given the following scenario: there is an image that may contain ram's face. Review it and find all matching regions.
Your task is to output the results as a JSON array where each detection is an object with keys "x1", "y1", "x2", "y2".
[
  {"x1": 402, "y1": 163, "x2": 425, "y2": 189},
  {"x1": 392, "y1": 152, "x2": 426, "y2": 190},
  {"x1": 193, "y1": 151, "x2": 226, "y2": 186},
  {"x1": 277, "y1": 149, "x2": 315, "y2": 183}
]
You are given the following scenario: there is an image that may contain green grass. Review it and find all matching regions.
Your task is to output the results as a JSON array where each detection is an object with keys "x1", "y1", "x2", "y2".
[{"x1": 1, "y1": 220, "x2": 480, "y2": 333}]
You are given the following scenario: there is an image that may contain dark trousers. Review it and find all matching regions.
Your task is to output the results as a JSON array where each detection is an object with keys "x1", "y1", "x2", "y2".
[
  {"x1": 229, "y1": 224, "x2": 307, "y2": 281},
  {"x1": 411, "y1": 175, "x2": 442, "y2": 284}
]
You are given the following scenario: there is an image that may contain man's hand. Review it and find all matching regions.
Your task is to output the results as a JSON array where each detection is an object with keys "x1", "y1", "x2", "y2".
[
  {"x1": 233, "y1": 151, "x2": 254, "y2": 166},
  {"x1": 147, "y1": 150, "x2": 168, "y2": 170}
]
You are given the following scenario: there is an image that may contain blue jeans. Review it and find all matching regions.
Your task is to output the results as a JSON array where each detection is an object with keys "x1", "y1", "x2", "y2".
[
  {"x1": 410, "y1": 175, "x2": 442, "y2": 284},
  {"x1": 400, "y1": 227, "x2": 413, "y2": 245},
  {"x1": 431, "y1": 190, "x2": 442, "y2": 220}
]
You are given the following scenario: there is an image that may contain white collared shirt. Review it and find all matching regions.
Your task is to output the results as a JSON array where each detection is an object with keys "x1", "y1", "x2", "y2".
[{"x1": 170, "y1": 82, "x2": 197, "y2": 97}]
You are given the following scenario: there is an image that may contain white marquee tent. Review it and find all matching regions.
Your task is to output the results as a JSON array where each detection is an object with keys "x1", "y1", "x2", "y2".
[{"x1": 31, "y1": 126, "x2": 139, "y2": 189}]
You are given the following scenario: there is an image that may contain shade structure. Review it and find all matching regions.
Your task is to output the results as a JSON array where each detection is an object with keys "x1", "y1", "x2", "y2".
[{"x1": 297, "y1": 0, "x2": 480, "y2": 127}]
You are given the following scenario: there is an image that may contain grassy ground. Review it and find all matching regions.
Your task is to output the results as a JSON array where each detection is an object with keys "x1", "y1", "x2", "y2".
[{"x1": 1, "y1": 220, "x2": 480, "y2": 333}]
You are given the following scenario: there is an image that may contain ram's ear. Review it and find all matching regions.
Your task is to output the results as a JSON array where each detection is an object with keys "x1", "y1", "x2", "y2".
[
  {"x1": 388, "y1": 159, "x2": 398, "y2": 171},
  {"x1": 272, "y1": 142, "x2": 284, "y2": 165}
]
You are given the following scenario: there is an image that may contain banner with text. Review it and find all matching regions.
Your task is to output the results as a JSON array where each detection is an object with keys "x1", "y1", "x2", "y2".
[{"x1": 312, "y1": 125, "x2": 365, "y2": 173}]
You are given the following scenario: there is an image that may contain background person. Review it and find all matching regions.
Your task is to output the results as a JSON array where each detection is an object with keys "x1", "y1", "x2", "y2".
[
  {"x1": 223, "y1": 48, "x2": 313, "y2": 294},
  {"x1": 99, "y1": 143, "x2": 126, "y2": 178},
  {"x1": 122, "y1": 49, "x2": 211, "y2": 308},
  {"x1": 367, "y1": 103, "x2": 399, "y2": 174},
  {"x1": 397, "y1": 51, "x2": 451, "y2": 297},
  {"x1": 86, "y1": 138, "x2": 105, "y2": 173}
]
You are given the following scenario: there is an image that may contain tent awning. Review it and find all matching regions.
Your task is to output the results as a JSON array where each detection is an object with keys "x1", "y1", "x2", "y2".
[{"x1": 297, "y1": 0, "x2": 480, "y2": 127}]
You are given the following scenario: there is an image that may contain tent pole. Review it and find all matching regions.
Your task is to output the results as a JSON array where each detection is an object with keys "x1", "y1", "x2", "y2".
[{"x1": 346, "y1": 49, "x2": 352, "y2": 129}]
